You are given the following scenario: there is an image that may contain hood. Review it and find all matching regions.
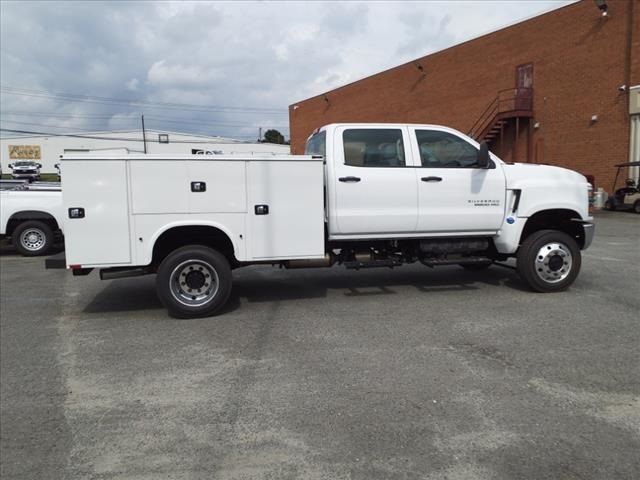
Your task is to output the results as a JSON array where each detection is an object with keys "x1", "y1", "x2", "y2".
[
  {"x1": 503, "y1": 163, "x2": 588, "y2": 190},
  {"x1": 501, "y1": 163, "x2": 590, "y2": 220}
]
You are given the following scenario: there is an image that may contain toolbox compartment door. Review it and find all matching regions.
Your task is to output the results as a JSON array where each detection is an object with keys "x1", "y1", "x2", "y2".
[
  {"x1": 247, "y1": 160, "x2": 324, "y2": 260},
  {"x1": 62, "y1": 160, "x2": 131, "y2": 265}
]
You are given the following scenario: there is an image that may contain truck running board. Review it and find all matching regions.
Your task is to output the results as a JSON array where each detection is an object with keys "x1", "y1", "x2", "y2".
[
  {"x1": 99, "y1": 267, "x2": 152, "y2": 280},
  {"x1": 343, "y1": 259, "x2": 403, "y2": 270},
  {"x1": 420, "y1": 257, "x2": 493, "y2": 268}
]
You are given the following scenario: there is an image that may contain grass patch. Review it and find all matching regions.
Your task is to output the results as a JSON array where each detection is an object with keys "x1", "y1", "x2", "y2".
[{"x1": 1, "y1": 173, "x2": 59, "y2": 182}]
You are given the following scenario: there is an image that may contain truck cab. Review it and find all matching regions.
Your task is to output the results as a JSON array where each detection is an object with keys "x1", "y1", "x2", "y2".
[{"x1": 308, "y1": 123, "x2": 592, "y2": 252}]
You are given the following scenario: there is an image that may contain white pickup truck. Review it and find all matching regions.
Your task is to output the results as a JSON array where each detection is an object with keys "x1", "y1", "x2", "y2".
[
  {"x1": 1, "y1": 181, "x2": 64, "y2": 256},
  {"x1": 50, "y1": 123, "x2": 593, "y2": 318}
]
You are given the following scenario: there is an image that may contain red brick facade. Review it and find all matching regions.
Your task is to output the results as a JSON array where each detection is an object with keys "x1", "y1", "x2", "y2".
[{"x1": 290, "y1": 0, "x2": 639, "y2": 191}]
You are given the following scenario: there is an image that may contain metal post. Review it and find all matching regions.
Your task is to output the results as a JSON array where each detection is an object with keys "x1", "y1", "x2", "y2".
[
  {"x1": 142, "y1": 114, "x2": 147, "y2": 154},
  {"x1": 515, "y1": 117, "x2": 520, "y2": 163}
]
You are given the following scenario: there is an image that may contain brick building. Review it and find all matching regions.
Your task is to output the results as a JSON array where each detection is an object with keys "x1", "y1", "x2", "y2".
[{"x1": 289, "y1": 0, "x2": 640, "y2": 191}]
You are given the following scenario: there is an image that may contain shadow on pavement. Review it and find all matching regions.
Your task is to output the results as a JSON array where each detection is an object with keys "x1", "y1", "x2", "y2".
[{"x1": 82, "y1": 265, "x2": 528, "y2": 316}]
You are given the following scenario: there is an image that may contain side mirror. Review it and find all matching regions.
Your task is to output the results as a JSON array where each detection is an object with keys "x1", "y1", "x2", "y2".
[
  {"x1": 477, "y1": 142, "x2": 490, "y2": 169},
  {"x1": 8, "y1": 164, "x2": 13, "y2": 169},
  {"x1": 37, "y1": 164, "x2": 42, "y2": 168}
]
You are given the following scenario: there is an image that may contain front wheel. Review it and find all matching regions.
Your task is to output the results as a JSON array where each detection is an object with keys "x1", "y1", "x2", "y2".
[
  {"x1": 516, "y1": 230, "x2": 581, "y2": 293},
  {"x1": 156, "y1": 245, "x2": 232, "y2": 318},
  {"x1": 634, "y1": 200, "x2": 640, "y2": 214}
]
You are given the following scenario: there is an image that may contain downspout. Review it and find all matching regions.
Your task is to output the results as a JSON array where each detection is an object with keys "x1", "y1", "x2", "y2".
[{"x1": 625, "y1": 0, "x2": 634, "y2": 178}]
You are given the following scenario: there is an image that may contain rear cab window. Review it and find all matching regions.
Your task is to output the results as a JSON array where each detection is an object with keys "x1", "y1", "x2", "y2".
[
  {"x1": 305, "y1": 131, "x2": 326, "y2": 157},
  {"x1": 343, "y1": 129, "x2": 406, "y2": 167}
]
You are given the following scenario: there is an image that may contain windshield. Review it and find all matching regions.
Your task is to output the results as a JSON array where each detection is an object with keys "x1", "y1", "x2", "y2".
[
  {"x1": 304, "y1": 131, "x2": 326, "y2": 157},
  {"x1": 14, "y1": 161, "x2": 36, "y2": 167}
]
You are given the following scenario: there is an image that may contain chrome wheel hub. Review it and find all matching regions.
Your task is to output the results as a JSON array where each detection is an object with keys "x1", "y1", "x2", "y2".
[
  {"x1": 534, "y1": 242, "x2": 572, "y2": 284},
  {"x1": 169, "y1": 260, "x2": 219, "y2": 307},
  {"x1": 21, "y1": 228, "x2": 45, "y2": 251}
]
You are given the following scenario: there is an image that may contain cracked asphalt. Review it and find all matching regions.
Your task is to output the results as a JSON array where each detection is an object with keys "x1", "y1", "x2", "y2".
[{"x1": 1, "y1": 211, "x2": 639, "y2": 479}]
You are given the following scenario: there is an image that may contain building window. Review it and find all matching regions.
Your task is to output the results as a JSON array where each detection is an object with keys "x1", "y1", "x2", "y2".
[
  {"x1": 343, "y1": 129, "x2": 405, "y2": 167},
  {"x1": 158, "y1": 134, "x2": 169, "y2": 144}
]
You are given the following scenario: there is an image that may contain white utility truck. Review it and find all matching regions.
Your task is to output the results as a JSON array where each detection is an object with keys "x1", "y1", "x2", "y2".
[
  {"x1": 1, "y1": 181, "x2": 63, "y2": 256},
  {"x1": 49, "y1": 124, "x2": 594, "y2": 317}
]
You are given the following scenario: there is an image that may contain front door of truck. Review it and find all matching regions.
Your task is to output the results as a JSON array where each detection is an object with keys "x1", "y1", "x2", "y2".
[
  {"x1": 410, "y1": 128, "x2": 506, "y2": 234},
  {"x1": 332, "y1": 126, "x2": 418, "y2": 236}
]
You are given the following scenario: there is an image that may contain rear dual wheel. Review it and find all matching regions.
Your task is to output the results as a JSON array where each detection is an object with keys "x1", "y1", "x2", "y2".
[
  {"x1": 517, "y1": 230, "x2": 581, "y2": 292},
  {"x1": 156, "y1": 245, "x2": 232, "y2": 318}
]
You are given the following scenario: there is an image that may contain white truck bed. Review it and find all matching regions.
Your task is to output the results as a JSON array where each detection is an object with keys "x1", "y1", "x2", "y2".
[{"x1": 61, "y1": 154, "x2": 325, "y2": 267}]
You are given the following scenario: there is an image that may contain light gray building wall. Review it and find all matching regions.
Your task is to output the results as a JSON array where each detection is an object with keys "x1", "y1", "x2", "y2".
[{"x1": 1, "y1": 129, "x2": 290, "y2": 173}]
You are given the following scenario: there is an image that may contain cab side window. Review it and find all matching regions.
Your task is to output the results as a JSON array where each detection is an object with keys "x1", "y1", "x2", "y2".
[
  {"x1": 416, "y1": 130, "x2": 479, "y2": 168},
  {"x1": 343, "y1": 129, "x2": 405, "y2": 167}
]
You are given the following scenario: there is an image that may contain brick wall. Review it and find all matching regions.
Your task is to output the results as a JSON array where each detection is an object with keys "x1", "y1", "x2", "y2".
[{"x1": 290, "y1": 0, "x2": 639, "y2": 191}]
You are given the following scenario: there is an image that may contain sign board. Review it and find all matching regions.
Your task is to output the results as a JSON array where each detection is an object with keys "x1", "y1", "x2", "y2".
[{"x1": 9, "y1": 145, "x2": 41, "y2": 160}]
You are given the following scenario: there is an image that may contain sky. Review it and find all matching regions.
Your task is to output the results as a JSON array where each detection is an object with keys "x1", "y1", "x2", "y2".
[{"x1": 0, "y1": 0, "x2": 575, "y2": 142}]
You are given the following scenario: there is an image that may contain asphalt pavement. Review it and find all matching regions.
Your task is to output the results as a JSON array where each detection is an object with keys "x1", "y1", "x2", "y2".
[{"x1": 1, "y1": 211, "x2": 639, "y2": 480}]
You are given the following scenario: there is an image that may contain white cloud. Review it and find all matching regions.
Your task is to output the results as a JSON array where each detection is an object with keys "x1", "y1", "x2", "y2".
[
  {"x1": 126, "y1": 78, "x2": 139, "y2": 91},
  {"x1": 0, "y1": 1, "x2": 576, "y2": 140}
]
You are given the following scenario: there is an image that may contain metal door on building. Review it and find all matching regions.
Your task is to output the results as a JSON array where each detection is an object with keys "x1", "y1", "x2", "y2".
[{"x1": 515, "y1": 63, "x2": 533, "y2": 110}]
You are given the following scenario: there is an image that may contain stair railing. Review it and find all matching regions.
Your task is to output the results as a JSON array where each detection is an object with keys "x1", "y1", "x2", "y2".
[{"x1": 468, "y1": 87, "x2": 533, "y2": 140}]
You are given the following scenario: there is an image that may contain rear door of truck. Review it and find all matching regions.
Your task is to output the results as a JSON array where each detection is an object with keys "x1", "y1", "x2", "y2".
[{"x1": 330, "y1": 126, "x2": 418, "y2": 236}]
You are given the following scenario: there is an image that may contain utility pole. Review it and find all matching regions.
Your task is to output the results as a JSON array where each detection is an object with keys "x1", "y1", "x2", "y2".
[
  {"x1": 258, "y1": 127, "x2": 262, "y2": 142},
  {"x1": 141, "y1": 114, "x2": 147, "y2": 154}
]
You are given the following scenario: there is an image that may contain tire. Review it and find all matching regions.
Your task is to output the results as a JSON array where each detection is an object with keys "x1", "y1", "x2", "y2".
[
  {"x1": 156, "y1": 245, "x2": 232, "y2": 318},
  {"x1": 605, "y1": 199, "x2": 615, "y2": 211},
  {"x1": 13, "y1": 220, "x2": 54, "y2": 256},
  {"x1": 516, "y1": 229, "x2": 581, "y2": 293},
  {"x1": 634, "y1": 200, "x2": 640, "y2": 214}
]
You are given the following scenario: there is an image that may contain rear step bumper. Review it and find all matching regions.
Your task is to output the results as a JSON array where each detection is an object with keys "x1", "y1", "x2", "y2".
[{"x1": 45, "y1": 252, "x2": 66, "y2": 269}]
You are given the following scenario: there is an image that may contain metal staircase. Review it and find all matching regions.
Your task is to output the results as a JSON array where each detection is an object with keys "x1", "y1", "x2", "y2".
[{"x1": 468, "y1": 87, "x2": 533, "y2": 146}]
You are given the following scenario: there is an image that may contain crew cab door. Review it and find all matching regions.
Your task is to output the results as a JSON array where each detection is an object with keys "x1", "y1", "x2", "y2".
[
  {"x1": 410, "y1": 128, "x2": 506, "y2": 233},
  {"x1": 331, "y1": 126, "x2": 417, "y2": 236}
]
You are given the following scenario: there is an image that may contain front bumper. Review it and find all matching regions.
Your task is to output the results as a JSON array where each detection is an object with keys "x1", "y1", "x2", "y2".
[
  {"x1": 582, "y1": 222, "x2": 595, "y2": 250},
  {"x1": 12, "y1": 173, "x2": 39, "y2": 179}
]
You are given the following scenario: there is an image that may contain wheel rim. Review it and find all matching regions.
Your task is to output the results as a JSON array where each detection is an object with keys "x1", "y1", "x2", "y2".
[
  {"x1": 169, "y1": 259, "x2": 219, "y2": 307},
  {"x1": 534, "y1": 242, "x2": 573, "y2": 284},
  {"x1": 20, "y1": 228, "x2": 46, "y2": 251}
]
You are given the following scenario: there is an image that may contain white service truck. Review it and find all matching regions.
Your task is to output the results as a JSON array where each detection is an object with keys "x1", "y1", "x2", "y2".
[
  {"x1": 1, "y1": 182, "x2": 64, "y2": 256},
  {"x1": 49, "y1": 124, "x2": 594, "y2": 318}
]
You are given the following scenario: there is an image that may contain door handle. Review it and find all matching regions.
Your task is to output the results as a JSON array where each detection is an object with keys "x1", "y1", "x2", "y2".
[
  {"x1": 339, "y1": 176, "x2": 361, "y2": 183},
  {"x1": 421, "y1": 176, "x2": 442, "y2": 182}
]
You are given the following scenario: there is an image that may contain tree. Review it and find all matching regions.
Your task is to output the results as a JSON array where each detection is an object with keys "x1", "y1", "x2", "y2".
[{"x1": 263, "y1": 129, "x2": 285, "y2": 144}]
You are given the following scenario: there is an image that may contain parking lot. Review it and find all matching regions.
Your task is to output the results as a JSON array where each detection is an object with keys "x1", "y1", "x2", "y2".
[{"x1": 0, "y1": 211, "x2": 638, "y2": 480}]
